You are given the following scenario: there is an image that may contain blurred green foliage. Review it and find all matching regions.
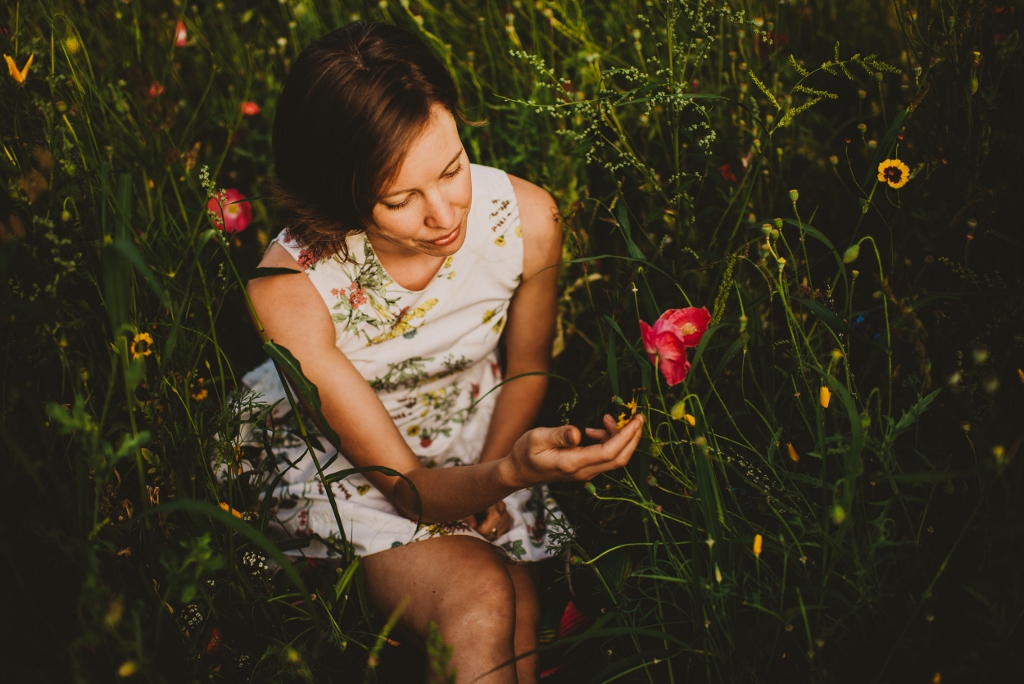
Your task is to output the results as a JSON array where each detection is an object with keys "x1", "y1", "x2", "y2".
[{"x1": 1, "y1": 0, "x2": 1022, "y2": 681}]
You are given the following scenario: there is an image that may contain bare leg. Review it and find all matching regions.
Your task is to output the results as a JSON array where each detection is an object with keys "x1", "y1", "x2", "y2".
[
  {"x1": 507, "y1": 563, "x2": 540, "y2": 684},
  {"x1": 362, "y1": 535, "x2": 524, "y2": 683}
]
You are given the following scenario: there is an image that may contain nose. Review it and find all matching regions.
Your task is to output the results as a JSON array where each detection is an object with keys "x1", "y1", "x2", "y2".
[{"x1": 423, "y1": 186, "x2": 456, "y2": 230}]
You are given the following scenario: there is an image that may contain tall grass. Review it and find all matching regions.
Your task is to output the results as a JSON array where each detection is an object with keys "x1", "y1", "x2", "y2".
[{"x1": 2, "y1": 0, "x2": 1021, "y2": 681}]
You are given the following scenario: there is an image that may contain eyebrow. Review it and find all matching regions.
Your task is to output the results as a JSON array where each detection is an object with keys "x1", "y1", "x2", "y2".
[{"x1": 381, "y1": 150, "x2": 463, "y2": 199}]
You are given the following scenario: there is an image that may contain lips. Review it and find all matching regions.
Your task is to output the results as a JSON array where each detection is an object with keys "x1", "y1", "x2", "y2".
[{"x1": 428, "y1": 224, "x2": 461, "y2": 247}]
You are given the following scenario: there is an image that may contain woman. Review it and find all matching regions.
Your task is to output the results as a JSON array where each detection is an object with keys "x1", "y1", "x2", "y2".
[{"x1": 245, "y1": 22, "x2": 643, "y2": 683}]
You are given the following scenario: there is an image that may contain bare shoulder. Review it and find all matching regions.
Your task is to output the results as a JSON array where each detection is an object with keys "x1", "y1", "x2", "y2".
[
  {"x1": 246, "y1": 242, "x2": 333, "y2": 350},
  {"x1": 507, "y1": 174, "x2": 562, "y2": 278}
]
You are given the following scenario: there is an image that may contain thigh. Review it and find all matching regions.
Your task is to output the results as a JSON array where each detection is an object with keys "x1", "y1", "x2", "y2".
[{"x1": 361, "y1": 534, "x2": 517, "y2": 645}]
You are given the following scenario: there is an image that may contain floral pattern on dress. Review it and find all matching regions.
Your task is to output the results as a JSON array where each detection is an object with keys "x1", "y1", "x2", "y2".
[{"x1": 243, "y1": 164, "x2": 570, "y2": 561}]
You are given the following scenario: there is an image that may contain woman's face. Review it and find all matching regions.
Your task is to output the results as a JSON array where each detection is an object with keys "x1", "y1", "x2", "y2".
[{"x1": 368, "y1": 104, "x2": 472, "y2": 260}]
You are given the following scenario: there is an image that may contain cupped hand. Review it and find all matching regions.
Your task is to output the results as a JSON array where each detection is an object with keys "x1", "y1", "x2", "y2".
[{"x1": 507, "y1": 413, "x2": 644, "y2": 487}]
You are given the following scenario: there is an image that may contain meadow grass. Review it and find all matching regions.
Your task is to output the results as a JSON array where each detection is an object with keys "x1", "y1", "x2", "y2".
[{"x1": 2, "y1": 0, "x2": 1022, "y2": 681}]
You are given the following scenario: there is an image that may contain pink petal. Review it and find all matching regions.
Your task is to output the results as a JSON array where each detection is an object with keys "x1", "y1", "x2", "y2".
[
  {"x1": 659, "y1": 355, "x2": 691, "y2": 386},
  {"x1": 657, "y1": 307, "x2": 711, "y2": 347},
  {"x1": 639, "y1": 321, "x2": 657, "y2": 363}
]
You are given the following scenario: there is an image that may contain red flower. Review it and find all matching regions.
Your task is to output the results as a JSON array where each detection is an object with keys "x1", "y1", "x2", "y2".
[
  {"x1": 239, "y1": 101, "x2": 261, "y2": 116},
  {"x1": 639, "y1": 307, "x2": 710, "y2": 386},
  {"x1": 148, "y1": 82, "x2": 165, "y2": 99},
  {"x1": 174, "y1": 19, "x2": 188, "y2": 47},
  {"x1": 718, "y1": 164, "x2": 737, "y2": 184},
  {"x1": 420, "y1": 437, "x2": 432, "y2": 448},
  {"x1": 205, "y1": 627, "x2": 223, "y2": 655},
  {"x1": 206, "y1": 189, "x2": 252, "y2": 233}
]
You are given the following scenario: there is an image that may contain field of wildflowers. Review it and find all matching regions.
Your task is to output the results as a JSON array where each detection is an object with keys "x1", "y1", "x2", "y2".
[{"x1": 2, "y1": 0, "x2": 1022, "y2": 681}]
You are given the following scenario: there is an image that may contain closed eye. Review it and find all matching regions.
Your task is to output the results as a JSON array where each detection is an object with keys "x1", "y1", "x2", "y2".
[
  {"x1": 383, "y1": 196, "x2": 412, "y2": 211},
  {"x1": 442, "y1": 163, "x2": 463, "y2": 180}
]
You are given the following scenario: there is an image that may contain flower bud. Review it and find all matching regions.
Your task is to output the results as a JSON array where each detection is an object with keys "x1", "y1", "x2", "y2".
[
  {"x1": 789, "y1": 189, "x2": 799, "y2": 202},
  {"x1": 842, "y1": 243, "x2": 860, "y2": 263}
]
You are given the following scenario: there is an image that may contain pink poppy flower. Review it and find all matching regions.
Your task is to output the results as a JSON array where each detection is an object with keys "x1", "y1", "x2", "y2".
[
  {"x1": 206, "y1": 189, "x2": 252, "y2": 233},
  {"x1": 639, "y1": 307, "x2": 710, "y2": 386},
  {"x1": 174, "y1": 19, "x2": 188, "y2": 47},
  {"x1": 239, "y1": 101, "x2": 261, "y2": 116},
  {"x1": 657, "y1": 306, "x2": 711, "y2": 347}
]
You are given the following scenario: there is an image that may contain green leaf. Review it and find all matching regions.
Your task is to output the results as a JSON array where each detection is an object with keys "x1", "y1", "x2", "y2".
[
  {"x1": 782, "y1": 219, "x2": 835, "y2": 251},
  {"x1": 793, "y1": 297, "x2": 851, "y2": 334},
  {"x1": 245, "y1": 266, "x2": 303, "y2": 281},
  {"x1": 616, "y1": 202, "x2": 646, "y2": 262},
  {"x1": 263, "y1": 341, "x2": 342, "y2": 452},
  {"x1": 886, "y1": 389, "x2": 941, "y2": 445}
]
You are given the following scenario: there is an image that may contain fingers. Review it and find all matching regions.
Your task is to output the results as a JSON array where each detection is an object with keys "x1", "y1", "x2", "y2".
[
  {"x1": 474, "y1": 502, "x2": 512, "y2": 540},
  {"x1": 573, "y1": 414, "x2": 644, "y2": 481}
]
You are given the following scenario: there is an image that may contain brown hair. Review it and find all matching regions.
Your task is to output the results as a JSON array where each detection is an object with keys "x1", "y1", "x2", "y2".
[{"x1": 268, "y1": 22, "x2": 462, "y2": 260}]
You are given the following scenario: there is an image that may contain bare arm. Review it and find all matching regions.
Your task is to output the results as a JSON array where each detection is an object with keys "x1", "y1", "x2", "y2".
[{"x1": 475, "y1": 175, "x2": 562, "y2": 466}]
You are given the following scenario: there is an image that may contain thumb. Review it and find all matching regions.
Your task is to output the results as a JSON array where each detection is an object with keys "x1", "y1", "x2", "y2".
[{"x1": 556, "y1": 425, "x2": 581, "y2": 448}]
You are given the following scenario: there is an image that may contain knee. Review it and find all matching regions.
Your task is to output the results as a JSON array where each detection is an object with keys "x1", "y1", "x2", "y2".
[{"x1": 438, "y1": 559, "x2": 517, "y2": 640}]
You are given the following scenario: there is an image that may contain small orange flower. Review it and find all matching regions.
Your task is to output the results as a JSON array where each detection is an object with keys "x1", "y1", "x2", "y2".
[
  {"x1": 877, "y1": 159, "x2": 910, "y2": 189},
  {"x1": 786, "y1": 443, "x2": 800, "y2": 462},
  {"x1": 684, "y1": 413, "x2": 696, "y2": 427},
  {"x1": 130, "y1": 332, "x2": 154, "y2": 359},
  {"x1": 4, "y1": 54, "x2": 33, "y2": 84},
  {"x1": 753, "y1": 534, "x2": 763, "y2": 556},
  {"x1": 1017, "y1": 368, "x2": 1024, "y2": 383},
  {"x1": 218, "y1": 502, "x2": 243, "y2": 519},
  {"x1": 819, "y1": 386, "x2": 832, "y2": 408}
]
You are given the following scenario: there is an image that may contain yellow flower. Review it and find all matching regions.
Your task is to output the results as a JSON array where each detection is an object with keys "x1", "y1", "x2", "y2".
[
  {"x1": 877, "y1": 158, "x2": 910, "y2": 189},
  {"x1": 684, "y1": 413, "x2": 696, "y2": 427},
  {"x1": 407, "y1": 425, "x2": 420, "y2": 436},
  {"x1": 218, "y1": 502, "x2": 243, "y2": 518},
  {"x1": 819, "y1": 386, "x2": 832, "y2": 409},
  {"x1": 191, "y1": 388, "x2": 208, "y2": 401},
  {"x1": 1018, "y1": 368, "x2": 1024, "y2": 384},
  {"x1": 786, "y1": 442, "x2": 800, "y2": 462},
  {"x1": 130, "y1": 332, "x2": 154, "y2": 359},
  {"x1": 494, "y1": 235, "x2": 506, "y2": 247},
  {"x1": 616, "y1": 398, "x2": 638, "y2": 429},
  {"x1": 752, "y1": 533, "x2": 763, "y2": 556},
  {"x1": 4, "y1": 54, "x2": 33, "y2": 84}
]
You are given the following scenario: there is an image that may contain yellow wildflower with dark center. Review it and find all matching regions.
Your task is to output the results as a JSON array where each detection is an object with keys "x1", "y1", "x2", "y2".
[
  {"x1": 130, "y1": 332, "x2": 154, "y2": 359},
  {"x1": 877, "y1": 159, "x2": 910, "y2": 189}
]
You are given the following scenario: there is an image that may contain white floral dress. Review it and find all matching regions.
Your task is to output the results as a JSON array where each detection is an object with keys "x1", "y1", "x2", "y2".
[{"x1": 241, "y1": 164, "x2": 568, "y2": 561}]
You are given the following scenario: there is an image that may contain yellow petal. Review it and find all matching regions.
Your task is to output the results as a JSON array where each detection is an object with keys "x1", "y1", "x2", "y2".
[
  {"x1": 4, "y1": 53, "x2": 32, "y2": 84},
  {"x1": 819, "y1": 386, "x2": 831, "y2": 408},
  {"x1": 1017, "y1": 368, "x2": 1024, "y2": 384},
  {"x1": 752, "y1": 533, "x2": 763, "y2": 556},
  {"x1": 786, "y1": 442, "x2": 800, "y2": 462},
  {"x1": 684, "y1": 414, "x2": 696, "y2": 427},
  {"x1": 218, "y1": 501, "x2": 243, "y2": 518}
]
